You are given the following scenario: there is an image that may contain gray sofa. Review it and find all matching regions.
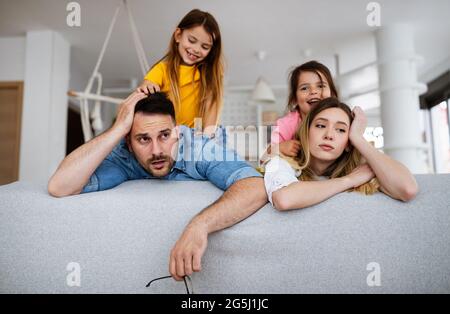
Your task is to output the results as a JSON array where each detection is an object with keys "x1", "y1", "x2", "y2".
[{"x1": 1, "y1": 174, "x2": 449, "y2": 293}]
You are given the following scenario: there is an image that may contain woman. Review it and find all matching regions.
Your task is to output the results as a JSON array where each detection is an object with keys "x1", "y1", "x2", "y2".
[{"x1": 264, "y1": 97, "x2": 418, "y2": 210}]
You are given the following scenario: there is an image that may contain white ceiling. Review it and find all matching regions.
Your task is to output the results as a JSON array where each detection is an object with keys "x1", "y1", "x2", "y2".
[{"x1": 0, "y1": 0, "x2": 449, "y2": 88}]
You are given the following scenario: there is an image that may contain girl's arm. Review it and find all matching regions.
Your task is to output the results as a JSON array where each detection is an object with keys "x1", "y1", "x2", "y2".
[
  {"x1": 260, "y1": 113, "x2": 301, "y2": 164},
  {"x1": 202, "y1": 100, "x2": 219, "y2": 136},
  {"x1": 349, "y1": 107, "x2": 418, "y2": 202},
  {"x1": 136, "y1": 79, "x2": 160, "y2": 94},
  {"x1": 139, "y1": 62, "x2": 164, "y2": 94}
]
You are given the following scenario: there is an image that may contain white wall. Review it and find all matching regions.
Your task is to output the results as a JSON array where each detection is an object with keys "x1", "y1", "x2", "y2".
[
  {"x1": 0, "y1": 36, "x2": 25, "y2": 81},
  {"x1": 420, "y1": 56, "x2": 450, "y2": 84},
  {"x1": 19, "y1": 31, "x2": 70, "y2": 185},
  {"x1": 336, "y1": 35, "x2": 377, "y2": 75}
]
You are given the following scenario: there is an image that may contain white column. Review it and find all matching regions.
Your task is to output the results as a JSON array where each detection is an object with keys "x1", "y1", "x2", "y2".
[
  {"x1": 376, "y1": 24, "x2": 428, "y2": 173},
  {"x1": 19, "y1": 31, "x2": 70, "y2": 184}
]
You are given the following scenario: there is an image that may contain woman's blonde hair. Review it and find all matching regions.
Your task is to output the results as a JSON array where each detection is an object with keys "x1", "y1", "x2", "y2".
[
  {"x1": 152, "y1": 9, "x2": 224, "y2": 126},
  {"x1": 282, "y1": 97, "x2": 380, "y2": 195}
]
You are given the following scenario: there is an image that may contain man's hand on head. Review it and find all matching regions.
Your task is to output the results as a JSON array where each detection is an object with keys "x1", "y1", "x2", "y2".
[
  {"x1": 169, "y1": 221, "x2": 209, "y2": 281},
  {"x1": 112, "y1": 91, "x2": 148, "y2": 136},
  {"x1": 47, "y1": 90, "x2": 146, "y2": 198}
]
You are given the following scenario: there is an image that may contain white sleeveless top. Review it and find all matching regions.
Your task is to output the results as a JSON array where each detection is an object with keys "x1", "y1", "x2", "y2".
[{"x1": 263, "y1": 156, "x2": 301, "y2": 205}]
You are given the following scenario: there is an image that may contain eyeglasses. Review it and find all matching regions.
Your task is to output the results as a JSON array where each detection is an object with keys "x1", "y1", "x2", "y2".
[{"x1": 146, "y1": 275, "x2": 194, "y2": 294}]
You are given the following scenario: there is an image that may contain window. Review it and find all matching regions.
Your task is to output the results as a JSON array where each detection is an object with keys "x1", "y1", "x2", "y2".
[
  {"x1": 430, "y1": 100, "x2": 450, "y2": 173},
  {"x1": 420, "y1": 70, "x2": 450, "y2": 173}
]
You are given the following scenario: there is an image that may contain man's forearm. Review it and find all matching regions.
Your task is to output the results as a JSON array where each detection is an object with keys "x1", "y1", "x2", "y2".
[
  {"x1": 169, "y1": 177, "x2": 267, "y2": 280},
  {"x1": 189, "y1": 177, "x2": 268, "y2": 234},
  {"x1": 48, "y1": 126, "x2": 125, "y2": 197}
]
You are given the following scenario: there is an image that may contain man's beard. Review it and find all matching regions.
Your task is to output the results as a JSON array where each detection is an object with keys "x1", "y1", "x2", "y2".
[{"x1": 146, "y1": 154, "x2": 174, "y2": 177}]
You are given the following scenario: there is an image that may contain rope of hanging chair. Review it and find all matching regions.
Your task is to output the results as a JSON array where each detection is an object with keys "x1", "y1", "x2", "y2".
[
  {"x1": 68, "y1": 90, "x2": 124, "y2": 105},
  {"x1": 85, "y1": 5, "x2": 121, "y2": 92},
  {"x1": 124, "y1": 0, "x2": 150, "y2": 76},
  {"x1": 71, "y1": 0, "x2": 150, "y2": 142},
  {"x1": 79, "y1": 4, "x2": 121, "y2": 142}
]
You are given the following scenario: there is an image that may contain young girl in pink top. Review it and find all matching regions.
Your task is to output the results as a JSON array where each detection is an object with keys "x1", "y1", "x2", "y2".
[{"x1": 269, "y1": 61, "x2": 339, "y2": 157}]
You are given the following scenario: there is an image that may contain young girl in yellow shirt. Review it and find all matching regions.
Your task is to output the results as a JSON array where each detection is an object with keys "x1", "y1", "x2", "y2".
[{"x1": 137, "y1": 9, "x2": 224, "y2": 136}]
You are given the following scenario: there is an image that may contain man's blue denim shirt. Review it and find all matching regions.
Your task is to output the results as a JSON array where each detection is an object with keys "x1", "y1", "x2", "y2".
[{"x1": 81, "y1": 126, "x2": 261, "y2": 193}]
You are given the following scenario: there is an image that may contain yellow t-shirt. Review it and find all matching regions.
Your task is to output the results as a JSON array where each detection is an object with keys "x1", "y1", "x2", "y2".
[{"x1": 144, "y1": 62, "x2": 200, "y2": 128}]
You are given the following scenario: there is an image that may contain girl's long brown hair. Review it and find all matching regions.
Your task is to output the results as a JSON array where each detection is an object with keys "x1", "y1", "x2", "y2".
[
  {"x1": 152, "y1": 9, "x2": 224, "y2": 126},
  {"x1": 283, "y1": 97, "x2": 380, "y2": 195}
]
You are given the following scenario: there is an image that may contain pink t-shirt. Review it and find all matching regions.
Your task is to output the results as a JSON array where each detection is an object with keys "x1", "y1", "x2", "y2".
[{"x1": 271, "y1": 111, "x2": 302, "y2": 144}]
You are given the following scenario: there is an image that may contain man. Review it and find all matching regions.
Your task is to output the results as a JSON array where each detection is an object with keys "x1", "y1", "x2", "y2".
[{"x1": 48, "y1": 91, "x2": 268, "y2": 280}]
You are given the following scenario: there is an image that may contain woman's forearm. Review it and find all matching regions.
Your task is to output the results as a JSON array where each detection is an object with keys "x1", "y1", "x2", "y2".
[
  {"x1": 272, "y1": 177, "x2": 354, "y2": 210},
  {"x1": 351, "y1": 137, "x2": 418, "y2": 201}
]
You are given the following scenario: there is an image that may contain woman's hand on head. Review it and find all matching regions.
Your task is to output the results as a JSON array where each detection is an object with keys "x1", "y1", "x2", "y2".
[
  {"x1": 349, "y1": 106, "x2": 367, "y2": 144},
  {"x1": 136, "y1": 80, "x2": 160, "y2": 94},
  {"x1": 347, "y1": 163, "x2": 375, "y2": 188}
]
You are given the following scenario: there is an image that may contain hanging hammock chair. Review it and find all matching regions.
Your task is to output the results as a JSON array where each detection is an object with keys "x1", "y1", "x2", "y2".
[{"x1": 67, "y1": 0, "x2": 149, "y2": 142}]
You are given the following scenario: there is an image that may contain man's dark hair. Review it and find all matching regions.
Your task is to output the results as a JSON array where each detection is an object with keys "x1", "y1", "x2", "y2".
[{"x1": 134, "y1": 92, "x2": 176, "y2": 122}]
